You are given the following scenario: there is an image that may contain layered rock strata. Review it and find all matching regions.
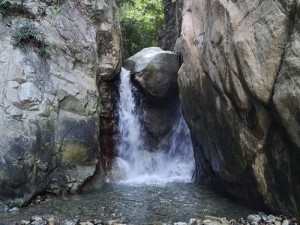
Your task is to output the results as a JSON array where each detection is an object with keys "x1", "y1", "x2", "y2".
[{"x1": 0, "y1": 0, "x2": 121, "y2": 208}]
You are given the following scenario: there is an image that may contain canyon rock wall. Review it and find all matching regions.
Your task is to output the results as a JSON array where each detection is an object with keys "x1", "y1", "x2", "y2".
[
  {"x1": 0, "y1": 0, "x2": 121, "y2": 209},
  {"x1": 174, "y1": 0, "x2": 300, "y2": 214}
]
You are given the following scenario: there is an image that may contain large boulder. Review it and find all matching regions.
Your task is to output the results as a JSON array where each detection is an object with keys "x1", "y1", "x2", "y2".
[
  {"x1": 172, "y1": 0, "x2": 300, "y2": 215},
  {"x1": 0, "y1": 0, "x2": 121, "y2": 208},
  {"x1": 124, "y1": 47, "x2": 180, "y2": 98}
]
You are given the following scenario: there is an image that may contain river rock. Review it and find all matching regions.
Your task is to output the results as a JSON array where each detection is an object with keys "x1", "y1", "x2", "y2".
[
  {"x1": 48, "y1": 217, "x2": 60, "y2": 225},
  {"x1": 188, "y1": 218, "x2": 198, "y2": 225},
  {"x1": 63, "y1": 219, "x2": 80, "y2": 225},
  {"x1": 124, "y1": 47, "x2": 180, "y2": 98},
  {"x1": 21, "y1": 221, "x2": 31, "y2": 225},
  {"x1": 168, "y1": 0, "x2": 300, "y2": 215},
  {"x1": 0, "y1": 0, "x2": 121, "y2": 208},
  {"x1": 282, "y1": 220, "x2": 290, "y2": 225},
  {"x1": 247, "y1": 215, "x2": 262, "y2": 224}
]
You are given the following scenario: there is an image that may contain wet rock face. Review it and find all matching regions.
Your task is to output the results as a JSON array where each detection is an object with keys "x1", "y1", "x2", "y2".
[
  {"x1": 0, "y1": 0, "x2": 121, "y2": 208},
  {"x1": 123, "y1": 47, "x2": 180, "y2": 150},
  {"x1": 176, "y1": 0, "x2": 300, "y2": 214}
]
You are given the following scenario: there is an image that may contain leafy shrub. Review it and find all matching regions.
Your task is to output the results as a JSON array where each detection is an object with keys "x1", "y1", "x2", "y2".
[
  {"x1": 12, "y1": 19, "x2": 49, "y2": 57},
  {"x1": 118, "y1": 0, "x2": 165, "y2": 58},
  {"x1": 0, "y1": 0, "x2": 32, "y2": 17},
  {"x1": 48, "y1": 4, "x2": 62, "y2": 15}
]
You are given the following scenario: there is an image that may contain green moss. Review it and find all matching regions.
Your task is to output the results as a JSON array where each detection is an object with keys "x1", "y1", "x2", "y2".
[
  {"x1": 12, "y1": 19, "x2": 50, "y2": 57},
  {"x1": 59, "y1": 141, "x2": 92, "y2": 164},
  {"x1": 0, "y1": 0, "x2": 34, "y2": 18}
]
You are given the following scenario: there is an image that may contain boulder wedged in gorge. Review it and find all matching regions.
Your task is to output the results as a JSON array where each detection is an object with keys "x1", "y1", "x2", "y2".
[
  {"x1": 175, "y1": 0, "x2": 300, "y2": 214},
  {"x1": 124, "y1": 47, "x2": 180, "y2": 98},
  {"x1": 123, "y1": 47, "x2": 181, "y2": 151},
  {"x1": 0, "y1": 0, "x2": 121, "y2": 208}
]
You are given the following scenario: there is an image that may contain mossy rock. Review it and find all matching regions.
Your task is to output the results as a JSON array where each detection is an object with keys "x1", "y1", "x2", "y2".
[{"x1": 58, "y1": 141, "x2": 94, "y2": 164}]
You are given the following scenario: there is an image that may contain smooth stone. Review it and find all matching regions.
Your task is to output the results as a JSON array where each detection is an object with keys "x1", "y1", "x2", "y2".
[
  {"x1": 174, "y1": 223, "x2": 188, "y2": 225},
  {"x1": 107, "y1": 220, "x2": 123, "y2": 225},
  {"x1": 189, "y1": 218, "x2": 198, "y2": 225},
  {"x1": 125, "y1": 47, "x2": 180, "y2": 98},
  {"x1": 92, "y1": 219, "x2": 103, "y2": 225},
  {"x1": 20, "y1": 221, "x2": 31, "y2": 225},
  {"x1": 233, "y1": 221, "x2": 242, "y2": 225},
  {"x1": 266, "y1": 215, "x2": 276, "y2": 223},
  {"x1": 258, "y1": 212, "x2": 268, "y2": 222},
  {"x1": 32, "y1": 216, "x2": 44, "y2": 221},
  {"x1": 282, "y1": 220, "x2": 290, "y2": 225},
  {"x1": 204, "y1": 216, "x2": 221, "y2": 222},
  {"x1": 63, "y1": 219, "x2": 80, "y2": 225},
  {"x1": 247, "y1": 215, "x2": 262, "y2": 223},
  {"x1": 203, "y1": 221, "x2": 223, "y2": 225},
  {"x1": 9, "y1": 207, "x2": 20, "y2": 212},
  {"x1": 31, "y1": 220, "x2": 47, "y2": 225},
  {"x1": 48, "y1": 217, "x2": 60, "y2": 225},
  {"x1": 79, "y1": 222, "x2": 94, "y2": 225}
]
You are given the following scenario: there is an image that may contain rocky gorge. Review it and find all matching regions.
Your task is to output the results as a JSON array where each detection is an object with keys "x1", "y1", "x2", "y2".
[
  {"x1": 1, "y1": 0, "x2": 300, "y2": 222},
  {"x1": 0, "y1": 0, "x2": 121, "y2": 210},
  {"x1": 166, "y1": 0, "x2": 300, "y2": 215}
]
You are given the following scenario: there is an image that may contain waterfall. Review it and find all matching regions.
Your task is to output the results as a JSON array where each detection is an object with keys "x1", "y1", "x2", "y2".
[{"x1": 115, "y1": 68, "x2": 195, "y2": 184}]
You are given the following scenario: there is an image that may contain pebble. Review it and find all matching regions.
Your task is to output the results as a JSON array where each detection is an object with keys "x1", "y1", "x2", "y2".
[
  {"x1": 205, "y1": 216, "x2": 221, "y2": 221},
  {"x1": 48, "y1": 217, "x2": 60, "y2": 225},
  {"x1": 32, "y1": 215, "x2": 44, "y2": 221},
  {"x1": 188, "y1": 218, "x2": 198, "y2": 225},
  {"x1": 9, "y1": 207, "x2": 20, "y2": 212},
  {"x1": 15, "y1": 213, "x2": 299, "y2": 225},
  {"x1": 258, "y1": 212, "x2": 268, "y2": 222},
  {"x1": 107, "y1": 219, "x2": 123, "y2": 225},
  {"x1": 203, "y1": 219, "x2": 212, "y2": 225},
  {"x1": 282, "y1": 220, "x2": 290, "y2": 225},
  {"x1": 92, "y1": 219, "x2": 104, "y2": 225},
  {"x1": 64, "y1": 219, "x2": 80, "y2": 225},
  {"x1": 266, "y1": 215, "x2": 276, "y2": 223},
  {"x1": 247, "y1": 215, "x2": 262, "y2": 223}
]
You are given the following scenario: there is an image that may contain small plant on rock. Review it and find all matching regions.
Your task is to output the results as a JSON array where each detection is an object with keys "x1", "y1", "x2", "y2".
[
  {"x1": 12, "y1": 19, "x2": 49, "y2": 57},
  {"x1": 0, "y1": 0, "x2": 33, "y2": 18}
]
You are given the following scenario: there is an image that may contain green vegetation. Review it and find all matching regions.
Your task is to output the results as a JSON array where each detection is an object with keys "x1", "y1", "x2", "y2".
[
  {"x1": 12, "y1": 19, "x2": 49, "y2": 57},
  {"x1": 117, "y1": 0, "x2": 165, "y2": 57},
  {"x1": 49, "y1": 4, "x2": 62, "y2": 15},
  {"x1": 0, "y1": 0, "x2": 32, "y2": 17}
]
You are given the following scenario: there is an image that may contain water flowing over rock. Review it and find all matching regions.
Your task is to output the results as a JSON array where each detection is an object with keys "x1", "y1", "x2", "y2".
[
  {"x1": 0, "y1": 0, "x2": 121, "y2": 208},
  {"x1": 167, "y1": 0, "x2": 300, "y2": 215},
  {"x1": 113, "y1": 68, "x2": 194, "y2": 184}
]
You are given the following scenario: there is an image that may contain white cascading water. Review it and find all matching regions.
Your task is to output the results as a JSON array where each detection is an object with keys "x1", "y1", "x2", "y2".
[{"x1": 115, "y1": 68, "x2": 195, "y2": 184}]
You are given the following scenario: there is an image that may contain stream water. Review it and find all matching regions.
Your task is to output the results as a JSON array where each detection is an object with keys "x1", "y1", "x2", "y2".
[
  {"x1": 0, "y1": 68, "x2": 254, "y2": 224},
  {"x1": 0, "y1": 183, "x2": 253, "y2": 224}
]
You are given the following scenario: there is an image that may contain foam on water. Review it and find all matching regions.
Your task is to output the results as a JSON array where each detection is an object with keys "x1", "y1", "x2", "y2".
[{"x1": 116, "y1": 68, "x2": 195, "y2": 185}]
